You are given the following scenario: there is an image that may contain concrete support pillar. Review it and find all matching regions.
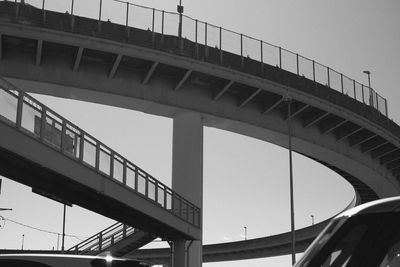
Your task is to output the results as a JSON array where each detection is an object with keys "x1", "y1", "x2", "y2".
[{"x1": 172, "y1": 112, "x2": 203, "y2": 267}]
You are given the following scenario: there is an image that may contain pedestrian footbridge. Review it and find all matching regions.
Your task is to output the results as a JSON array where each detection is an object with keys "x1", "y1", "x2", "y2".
[{"x1": 0, "y1": 77, "x2": 201, "y2": 240}]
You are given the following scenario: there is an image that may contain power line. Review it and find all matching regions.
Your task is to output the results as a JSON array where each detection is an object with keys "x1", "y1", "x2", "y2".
[{"x1": 0, "y1": 216, "x2": 88, "y2": 241}]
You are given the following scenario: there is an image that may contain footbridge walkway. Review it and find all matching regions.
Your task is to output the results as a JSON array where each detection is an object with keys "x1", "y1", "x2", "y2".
[
  {"x1": 1, "y1": 0, "x2": 400, "y2": 265},
  {"x1": 0, "y1": 77, "x2": 201, "y2": 240}
]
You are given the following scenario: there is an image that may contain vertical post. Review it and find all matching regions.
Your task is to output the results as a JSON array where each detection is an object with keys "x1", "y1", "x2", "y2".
[
  {"x1": 195, "y1": 19, "x2": 198, "y2": 58},
  {"x1": 260, "y1": 40, "x2": 264, "y2": 73},
  {"x1": 177, "y1": 0, "x2": 183, "y2": 38},
  {"x1": 16, "y1": 92, "x2": 23, "y2": 129},
  {"x1": 327, "y1": 67, "x2": 330, "y2": 88},
  {"x1": 95, "y1": 142, "x2": 100, "y2": 170},
  {"x1": 125, "y1": 1, "x2": 129, "y2": 27},
  {"x1": 161, "y1": 10, "x2": 165, "y2": 40},
  {"x1": 219, "y1": 27, "x2": 222, "y2": 64},
  {"x1": 204, "y1": 22, "x2": 208, "y2": 58},
  {"x1": 97, "y1": 0, "x2": 102, "y2": 31},
  {"x1": 70, "y1": 0, "x2": 75, "y2": 31},
  {"x1": 353, "y1": 80, "x2": 356, "y2": 100},
  {"x1": 296, "y1": 54, "x2": 299, "y2": 76},
  {"x1": 385, "y1": 98, "x2": 388, "y2": 117},
  {"x1": 70, "y1": 0, "x2": 74, "y2": 15},
  {"x1": 151, "y1": 8, "x2": 155, "y2": 43},
  {"x1": 122, "y1": 160, "x2": 127, "y2": 185},
  {"x1": 240, "y1": 34, "x2": 243, "y2": 58},
  {"x1": 61, "y1": 204, "x2": 66, "y2": 251},
  {"x1": 376, "y1": 92, "x2": 379, "y2": 110},
  {"x1": 286, "y1": 99, "x2": 296, "y2": 265},
  {"x1": 98, "y1": 232, "x2": 103, "y2": 251},
  {"x1": 362, "y1": 84, "x2": 365, "y2": 103},
  {"x1": 109, "y1": 152, "x2": 114, "y2": 179},
  {"x1": 279, "y1": 47, "x2": 282, "y2": 69},
  {"x1": 41, "y1": 0, "x2": 46, "y2": 24},
  {"x1": 340, "y1": 73, "x2": 344, "y2": 94},
  {"x1": 312, "y1": 60, "x2": 315, "y2": 82},
  {"x1": 40, "y1": 107, "x2": 47, "y2": 142},
  {"x1": 61, "y1": 120, "x2": 67, "y2": 153}
]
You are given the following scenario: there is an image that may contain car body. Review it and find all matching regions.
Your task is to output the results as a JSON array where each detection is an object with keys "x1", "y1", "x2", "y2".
[
  {"x1": 0, "y1": 253, "x2": 149, "y2": 267},
  {"x1": 295, "y1": 196, "x2": 400, "y2": 267}
]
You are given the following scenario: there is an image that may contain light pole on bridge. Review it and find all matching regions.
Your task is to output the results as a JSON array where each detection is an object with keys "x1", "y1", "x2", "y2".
[
  {"x1": 363, "y1": 70, "x2": 373, "y2": 106},
  {"x1": 177, "y1": 0, "x2": 184, "y2": 39}
]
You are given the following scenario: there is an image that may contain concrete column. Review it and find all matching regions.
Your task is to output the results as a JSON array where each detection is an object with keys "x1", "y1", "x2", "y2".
[{"x1": 172, "y1": 112, "x2": 203, "y2": 267}]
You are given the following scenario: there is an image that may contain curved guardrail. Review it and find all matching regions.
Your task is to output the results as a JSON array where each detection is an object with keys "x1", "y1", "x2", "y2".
[
  {"x1": 0, "y1": 77, "x2": 201, "y2": 228},
  {"x1": 6, "y1": 0, "x2": 388, "y2": 117}
]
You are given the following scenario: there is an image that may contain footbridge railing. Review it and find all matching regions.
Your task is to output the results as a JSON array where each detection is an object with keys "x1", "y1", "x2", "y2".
[
  {"x1": 0, "y1": 77, "x2": 201, "y2": 228},
  {"x1": 68, "y1": 222, "x2": 135, "y2": 254},
  {"x1": 6, "y1": 0, "x2": 388, "y2": 116}
]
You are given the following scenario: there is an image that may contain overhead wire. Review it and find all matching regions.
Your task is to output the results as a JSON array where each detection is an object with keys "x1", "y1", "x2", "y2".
[{"x1": 0, "y1": 216, "x2": 88, "y2": 241}]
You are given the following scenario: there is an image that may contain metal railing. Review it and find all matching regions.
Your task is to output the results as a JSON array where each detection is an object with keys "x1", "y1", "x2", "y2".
[
  {"x1": 0, "y1": 77, "x2": 201, "y2": 228},
  {"x1": 4, "y1": 0, "x2": 388, "y2": 116},
  {"x1": 67, "y1": 222, "x2": 135, "y2": 254}
]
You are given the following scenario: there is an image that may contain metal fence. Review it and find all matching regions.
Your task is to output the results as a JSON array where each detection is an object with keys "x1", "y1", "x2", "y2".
[
  {"x1": 6, "y1": 0, "x2": 388, "y2": 116},
  {"x1": 0, "y1": 77, "x2": 201, "y2": 228}
]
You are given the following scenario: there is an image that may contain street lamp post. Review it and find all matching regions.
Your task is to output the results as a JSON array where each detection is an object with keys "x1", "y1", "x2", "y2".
[
  {"x1": 311, "y1": 215, "x2": 314, "y2": 225},
  {"x1": 286, "y1": 98, "x2": 296, "y2": 265},
  {"x1": 244, "y1": 226, "x2": 247, "y2": 240},
  {"x1": 177, "y1": 0, "x2": 184, "y2": 38}
]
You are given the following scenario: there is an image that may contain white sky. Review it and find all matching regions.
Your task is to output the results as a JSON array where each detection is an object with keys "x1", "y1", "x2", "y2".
[{"x1": 0, "y1": 0, "x2": 399, "y2": 266}]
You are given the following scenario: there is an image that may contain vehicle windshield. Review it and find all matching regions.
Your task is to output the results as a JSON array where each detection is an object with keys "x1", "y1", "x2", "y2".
[{"x1": 296, "y1": 212, "x2": 400, "y2": 267}]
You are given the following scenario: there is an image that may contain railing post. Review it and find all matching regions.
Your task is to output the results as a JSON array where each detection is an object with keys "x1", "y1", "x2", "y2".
[
  {"x1": 145, "y1": 175, "x2": 149, "y2": 197},
  {"x1": 195, "y1": 19, "x2": 198, "y2": 58},
  {"x1": 123, "y1": 224, "x2": 127, "y2": 238},
  {"x1": 125, "y1": 2, "x2": 130, "y2": 38},
  {"x1": 16, "y1": 92, "x2": 23, "y2": 129},
  {"x1": 122, "y1": 160, "x2": 127, "y2": 185},
  {"x1": 361, "y1": 84, "x2": 365, "y2": 103},
  {"x1": 353, "y1": 80, "x2": 356, "y2": 100},
  {"x1": 109, "y1": 152, "x2": 114, "y2": 179},
  {"x1": 219, "y1": 27, "x2": 222, "y2": 64},
  {"x1": 296, "y1": 53, "x2": 299, "y2": 76},
  {"x1": 41, "y1": 0, "x2": 46, "y2": 24},
  {"x1": 327, "y1": 67, "x2": 330, "y2": 88},
  {"x1": 340, "y1": 73, "x2": 344, "y2": 94},
  {"x1": 98, "y1": 0, "x2": 102, "y2": 32},
  {"x1": 79, "y1": 133, "x2": 84, "y2": 162},
  {"x1": 376, "y1": 92, "x2": 379, "y2": 110},
  {"x1": 161, "y1": 10, "x2": 164, "y2": 42},
  {"x1": 40, "y1": 107, "x2": 47, "y2": 142},
  {"x1": 151, "y1": 8, "x2": 155, "y2": 44},
  {"x1": 61, "y1": 120, "x2": 66, "y2": 153},
  {"x1": 154, "y1": 181, "x2": 158, "y2": 203},
  {"x1": 312, "y1": 60, "x2": 315, "y2": 81},
  {"x1": 385, "y1": 98, "x2": 388, "y2": 116},
  {"x1": 95, "y1": 142, "x2": 100, "y2": 170},
  {"x1": 70, "y1": 0, "x2": 75, "y2": 31},
  {"x1": 260, "y1": 40, "x2": 264, "y2": 74},
  {"x1": 134, "y1": 168, "x2": 138, "y2": 191},
  {"x1": 204, "y1": 22, "x2": 208, "y2": 59},
  {"x1": 98, "y1": 233, "x2": 103, "y2": 251},
  {"x1": 279, "y1": 47, "x2": 282, "y2": 69}
]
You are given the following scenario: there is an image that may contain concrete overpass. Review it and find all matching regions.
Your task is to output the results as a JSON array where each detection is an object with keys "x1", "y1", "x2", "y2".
[{"x1": 1, "y1": 1, "x2": 400, "y2": 266}]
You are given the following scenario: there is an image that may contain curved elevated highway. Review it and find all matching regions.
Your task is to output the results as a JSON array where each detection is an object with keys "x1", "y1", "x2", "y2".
[{"x1": 1, "y1": 1, "x2": 400, "y2": 263}]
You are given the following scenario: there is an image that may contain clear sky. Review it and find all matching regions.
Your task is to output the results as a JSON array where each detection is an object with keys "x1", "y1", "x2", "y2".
[{"x1": 0, "y1": 0, "x2": 400, "y2": 266}]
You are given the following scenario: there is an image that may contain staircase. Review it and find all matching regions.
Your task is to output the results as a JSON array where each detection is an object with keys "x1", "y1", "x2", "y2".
[{"x1": 68, "y1": 222, "x2": 156, "y2": 256}]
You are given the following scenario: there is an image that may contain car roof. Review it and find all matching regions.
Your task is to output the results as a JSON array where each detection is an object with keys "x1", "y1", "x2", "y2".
[{"x1": 338, "y1": 196, "x2": 400, "y2": 218}]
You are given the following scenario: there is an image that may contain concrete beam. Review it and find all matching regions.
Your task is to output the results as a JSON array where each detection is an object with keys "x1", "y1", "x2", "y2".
[
  {"x1": 320, "y1": 119, "x2": 347, "y2": 135},
  {"x1": 303, "y1": 111, "x2": 330, "y2": 128},
  {"x1": 109, "y1": 54, "x2": 123, "y2": 79},
  {"x1": 371, "y1": 146, "x2": 398, "y2": 160},
  {"x1": 214, "y1": 80, "x2": 234, "y2": 101},
  {"x1": 142, "y1": 61, "x2": 159, "y2": 84},
  {"x1": 238, "y1": 88, "x2": 262, "y2": 108},
  {"x1": 174, "y1": 69, "x2": 192, "y2": 91},
  {"x1": 73, "y1": 47, "x2": 84, "y2": 72},
  {"x1": 286, "y1": 104, "x2": 309, "y2": 121},
  {"x1": 362, "y1": 140, "x2": 388, "y2": 154},
  {"x1": 336, "y1": 126, "x2": 363, "y2": 142},
  {"x1": 263, "y1": 96, "x2": 284, "y2": 114},
  {"x1": 349, "y1": 132, "x2": 377, "y2": 147}
]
